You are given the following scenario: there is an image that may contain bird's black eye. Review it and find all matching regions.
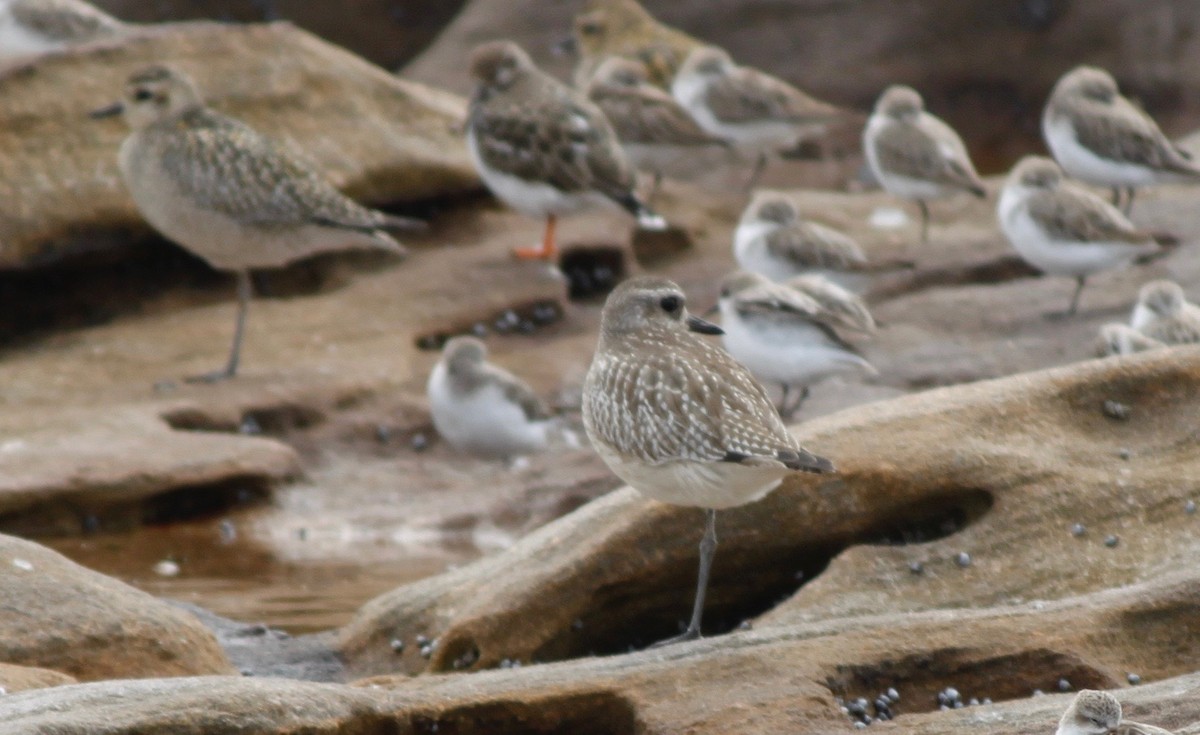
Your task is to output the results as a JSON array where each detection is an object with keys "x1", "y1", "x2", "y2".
[
  {"x1": 133, "y1": 88, "x2": 153, "y2": 102},
  {"x1": 659, "y1": 295, "x2": 681, "y2": 313},
  {"x1": 580, "y1": 21, "x2": 602, "y2": 35}
]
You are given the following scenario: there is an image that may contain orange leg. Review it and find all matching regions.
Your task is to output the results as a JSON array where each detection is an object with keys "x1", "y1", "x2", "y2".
[{"x1": 513, "y1": 215, "x2": 558, "y2": 260}]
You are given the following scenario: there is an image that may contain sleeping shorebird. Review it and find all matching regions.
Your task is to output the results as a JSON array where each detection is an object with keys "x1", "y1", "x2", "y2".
[
  {"x1": 1057, "y1": 690, "x2": 1176, "y2": 735},
  {"x1": 1043, "y1": 65, "x2": 1200, "y2": 214},
  {"x1": 466, "y1": 40, "x2": 665, "y2": 261},
  {"x1": 1095, "y1": 323, "x2": 1165, "y2": 357},
  {"x1": 1130, "y1": 280, "x2": 1200, "y2": 345},
  {"x1": 92, "y1": 65, "x2": 419, "y2": 382},
  {"x1": 997, "y1": 156, "x2": 1157, "y2": 317},
  {"x1": 863, "y1": 85, "x2": 986, "y2": 244}
]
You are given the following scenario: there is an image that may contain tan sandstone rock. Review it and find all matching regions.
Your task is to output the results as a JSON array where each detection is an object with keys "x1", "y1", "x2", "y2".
[{"x1": 0, "y1": 663, "x2": 75, "y2": 695}]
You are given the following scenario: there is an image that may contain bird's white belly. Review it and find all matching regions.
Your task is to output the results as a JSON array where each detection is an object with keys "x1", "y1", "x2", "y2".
[
  {"x1": 427, "y1": 364, "x2": 548, "y2": 459},
  {"x1": 466, "y1": 128, "x2": 610, "y2": 217},
  {"x1": 864, "y1": 118, "x2": 952, "y2": 200},
  {"x1": 594, "y1": 442, "x2": 786, "y2": 509},
  {"x1": 721, "y1": 311, "x2": 871, "y2": 386},
  {"x1": 1043, "y1": 117, "x2": 1160, "y2": 186},
  {"x1": 999, "y1": 200, "x2": 1146, "y2": 277}
]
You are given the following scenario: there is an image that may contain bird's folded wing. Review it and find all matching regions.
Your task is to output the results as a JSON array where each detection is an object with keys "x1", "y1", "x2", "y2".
[
  {"x1": 705, "y1": 66, "x2": 839, "y2": 125},
  {"x1": 1026, "y1": 186, "x2": 1152, "y2": 244},
  {"x1": 764, "y1": 223, "x2": 867, "y2": 270}
]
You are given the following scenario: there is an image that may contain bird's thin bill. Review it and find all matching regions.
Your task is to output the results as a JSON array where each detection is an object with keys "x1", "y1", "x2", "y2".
[
  {"x1": 686, "y1": 315, "x2": 724, "y2": 335},
  {"x1": 89, "y1": 102, "x2": 125, "y2": 119}
]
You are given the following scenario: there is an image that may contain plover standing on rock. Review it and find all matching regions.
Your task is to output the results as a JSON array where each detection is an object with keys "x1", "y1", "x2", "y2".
[
  {"x1": 582, "y1": 276, "x2": 833, "y2": 645},
  {"x1": 671, "y1": 45, "x2": 843, "y2": 188},
  {"x1": 1130, "y1": 280, "x2": 1200, "y2": 345},
  {"x1": 0, "y1": 0, "x2": 124, "y2": 60},
  {"x1": 427, "y1": 336, "x2": 561, "y2": 460},
  {"x1": 716, "y1": 270, "x2": 876, "y2": 419},
  {"x1": 733, "y1": 192, "x2": 914, "y2": 289},
  {"x1": 863, "y1": 85, "x2": 986, "y2": 244},
  {"x1": 1043, "y1": 65, "x2": 1200, "y2": 214},
  {"x1": 466, "y1": 41, "x2": 665, "y2": 261},
  {"x1": 1057, "y1": 690, "x2": 1176, "y2": 735},
  {"x1": 584, "y1": 56, "x2": 730, "y2": 198},
  {"x1": 93, "y1": 65, "x2": 420, "y2": 382},
  {"x1": 997, "y1": 156, "x2": 1157, "y2": 317}
]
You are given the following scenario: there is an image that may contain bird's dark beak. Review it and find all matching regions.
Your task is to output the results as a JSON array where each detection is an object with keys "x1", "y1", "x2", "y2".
[
  {"x1": 687, "y1": 314, "x2": 723, "y2": 335},
  {"x1": 552, "y1": 35, "x2": 577, "y2": 56},
  {"x1": 89, "y1": 102, "x2": 124, "y2": 120}
]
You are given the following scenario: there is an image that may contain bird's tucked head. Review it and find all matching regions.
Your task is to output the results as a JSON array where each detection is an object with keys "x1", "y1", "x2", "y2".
[
  {"x1": 1057, "y1": 65, "x2": 1119, "y2": 104},
  {"x1": 442, "y1": 336, "x2": 488, "y2": 377},
  {"x1": 746, "y1": 193, "x2": 799, "y2": 226},
  {"x1": 677, "y1": 46, "x2": 731, "y2": 80},
  {"x1": 589, "y1": 56, "x2": 650, "y2": 90},
  {"x1": 469, "y1": 41, "x2": 533, "y2": 90},
  {"x1": 1008, "y1": 155, "x2": 1063, "y2": 190},
  {"x1": 717, "y1": 270, "x2": 770, "y2": 302},
  {"x1": 1138, "y1": 279, "x2": 1186, "y2": 318},
  {"x1": 94, "y1": 65, "x2": 204, "y2": 130},
  {"x1": 876, "y1": 85, "x2": 924, "y2": 121},
  {"x1": 599, "y1": 276, "x2": 721, "y2": 341},
  {"x1": 1057, "y1": 690, "x2": 1121, "y2": 735}
]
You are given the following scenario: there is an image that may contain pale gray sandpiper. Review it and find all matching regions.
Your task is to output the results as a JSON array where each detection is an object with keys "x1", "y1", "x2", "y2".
[
  {"x1": 584, "y1": 56, "x2": 730, "y2": 197},
  {"x1": 997, "y1": 156, "x2": 1157, "y2": 317},
  {"x1": 582, "y1": 275, "x2": 833, "y2": 645},
  {"x1": 0, "y1": 0, "x2": 123, "y2": 60},
  {"x1": 671, "y1": 45, "x2": 843, "y2": 187},
  {"x1": 466, "y1": 40, "x2": 665, "y2": 261},
  {"x1": 863, "y1": 85, "x2": 986, "y2": 244},
  {"x1": 568, "y1": 0, "x2": 703, "y2": 90},
  {"x1": 1043, "y1": 65, "x2": 1200, "y2": 214},
  {"x1": 716, "y1": 270, "x2": 875, "y2": 419},
  {"x1": 92, "y1": 65, "x2": 420, "y2": 382},
  {"x1": 734, "y1": 191, "x2": 914, "y2": 289},
  {"x1": 427, "y1": 336, "x2": 558, "y2": 459},
  {"x1": 1057, "y1": 690, "x2": 1176, "y2": 735},
  {"x1": 1095, "y1": 323, "x2": 1164, "y2": 357},
  {"x1": 1130, "y1": 280, "x2": 1200, "y2": 345}
]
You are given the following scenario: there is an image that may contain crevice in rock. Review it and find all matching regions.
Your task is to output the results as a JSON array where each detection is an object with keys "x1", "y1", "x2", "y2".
[
  {"x1": 0, "y1": 475, "x2": 272, "y2": 537},
  {"x1": 162, "y1": 403, "x2": 326, "y2": 437},
  {"x1": 559, "y1": 245, "x2": 626, "y2": 301},
  {"x1": 413, "y1": 299, "x2": 565, "y2": 351},
  {"x1": 860, "y1": 489, "x2": 994, "y2": 546},
  {"x1": 408, "y1": 691, "x2": 637, "y2": 735},
  {"x1": 865, "y1": 255, "x2": 1041, "y2": 304},
  {"x1": 826, "y1": 648, "x2": 1115, "y2": 721}
]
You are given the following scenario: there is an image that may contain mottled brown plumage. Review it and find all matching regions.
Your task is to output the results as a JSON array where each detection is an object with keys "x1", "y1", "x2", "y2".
[{"x1": 585, "y1": 56, "x2": 726, "y2": 148}]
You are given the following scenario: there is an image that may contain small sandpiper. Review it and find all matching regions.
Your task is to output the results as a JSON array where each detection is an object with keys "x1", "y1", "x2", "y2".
[
  {"x1": 0, "y1": 0, "x2": 124, "y2": 60},
  {"x1": 568, "y1": 0, "x2": 703, "y2": 90},
  {"x1": 671, "y1": 45, "x2": 843, "y2": 187},
  {"x1": 466, "y1": 40, "x2": 665, "y2": 261},
  {"x1": 427, "y1": 336, "x2": 560, "y2": 460},
  {"x1": 997, "y1": 156, "x2": 1157, "y2": 317},
  {"x1": 584, "y1": 56, "x2": 730, "y2": 197},
  {"x1": 734, "y1": 191, "x2": 913, "y2": 289},
  {"x1": 92, "y1": 65, "x2": 420, "y2": 382},
  {"x1": 1095, "y1": 323, "x2": 1164, "y2": 357},
  {"x1": 582, "y1": 276, "x2": 833, "y2": 646},
  {"x1": 1057, "y1": 690, "x2": 1176, "y2": 735},
  {"x1": 863, "y1": 85, "x2": 986, "y2": 244},
  {"x1": 1043, "y1": 65, "x2": 1200, "y2": 214},
  {"x1": 1130, "y1": 280, "x2": 1200, "y2": 345},
  {"x1": 716, "y1": 270, "x2": 875, "y2": 419}
]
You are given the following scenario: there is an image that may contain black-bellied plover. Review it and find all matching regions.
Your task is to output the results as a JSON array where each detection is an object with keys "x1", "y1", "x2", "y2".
[
  {"x1": 466, "y1": 40, "x2": 665, "y2": 261},
  {"x1": 582, "y1": 275, "x2": 833, "y2": 645},
  {"x1": 1130, "y1": 280, "x2": 1200, "y2": 345},
  {"x1": 715, "y1": 270, "x2": 875, "y2": 419},
  {"x1": 863, "y1": 85, "x2": 986, "y2": 244},
  {"x1": 1057, "y1": 690, "x2": 1175, "y2": 735},
  {"x1": 584, "y1": 56, "x2": 729, "y2": 198},
  {"x1": 92, "y1": 65, "x2": 420, "y2": 382},
  {"x1": 734, "y1": 191, "x2": 913, "y2": 289},
  {"x1": 568, "y1": 0, "x2": 703, "y2": 90},
  {"x1": 997, "y1": 156, "x2": 1156, "y2": 317},
  {"x1": 427, "y1": 336, "x2": 559, "y2": 460},
  {"x1": 1043, "y1": 65, "x2": 1200, "y2": 214},
  {"x1": 671, "y1": 45, "x2": 842, "y2": 188},
  {"x1": 0, "y1": 0, "x2": 124, "y2": 60}
]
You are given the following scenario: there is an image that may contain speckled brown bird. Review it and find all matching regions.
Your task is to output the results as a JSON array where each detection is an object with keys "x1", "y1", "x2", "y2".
[
  {"x1": 1130, "y1": 280, "x2": 1200, "y2": 345},
  {"x1": 466, "y1": 40, "x2": 664, "y2": 261},
  {"x1": 569, "y1": 0, "x2": 703, "y2": 90},
  {"x1": 92, "y1": 65, "x2": 420, "y2": 382}
]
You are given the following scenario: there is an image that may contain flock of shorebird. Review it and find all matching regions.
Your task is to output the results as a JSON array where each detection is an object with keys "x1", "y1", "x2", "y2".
[{"x1": 0, "y1": 0, "x2": 1194, "y2": 727}]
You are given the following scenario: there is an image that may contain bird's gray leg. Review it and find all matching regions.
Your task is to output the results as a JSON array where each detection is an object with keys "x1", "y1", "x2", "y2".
[
  {"x1": 649, "y1": 171, "x2": 664, "y2": 204},
  {"x1": 781, "y1": 386, "x2": 810, "y2": 420},
  {"x1": 744, "y1": 152, "x2": 768, "y2": 192},
  {"x1": 1110, "y1": 186, "x2": 1122, "y2": 207},
  {"x1": 1067, "y1": 275, "x2": 1086, "y2": 316},
  {"x1": 651, "y1": 508, "x2": 717, "y2": 647},
  {"x1": 1124, "y1": 187, "x2": 1136, "y2": 215},
  {"x1": 918, "y1": 200, "x2": 931, "y2": 244},
  {"x1": 186, "y1": 271, "x2": 252, "y2": 383}
]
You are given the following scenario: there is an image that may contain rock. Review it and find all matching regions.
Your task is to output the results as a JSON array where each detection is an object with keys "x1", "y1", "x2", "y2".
[
  {"x1": 0, "y1": 20, "x2": 476, "y2": 269},
  {"x1": 0, "y1": 676, "x2": 384, "y2": 733},
  {"x1": 338, "y1": 346, "x2": 1200, "y2": 680},
  {"x1": 0, "y1": 663, "x2": 75, "y2": 694},
  {"x1": 0, "y1": 534, "x2": 235, "y2": 680},
  {"x1": 0, "y1": 405, "x2": 299, "y2": 534}
]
